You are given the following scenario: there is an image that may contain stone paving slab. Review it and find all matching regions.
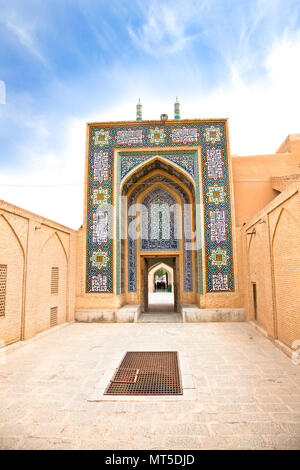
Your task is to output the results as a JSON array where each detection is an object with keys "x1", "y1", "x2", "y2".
[{"x1": 0, "y1": 322, "x2": 299, "y2": 450}]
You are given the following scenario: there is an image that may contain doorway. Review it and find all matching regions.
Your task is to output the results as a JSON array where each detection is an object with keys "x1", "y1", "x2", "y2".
[
  {"x1": 252, "y1": 282, "x2": 257, "y2": 321},
  {"x1": 140, "y1": 255, "x2": 180, "y2": 313},
  {"x1": 153, "y1": 268, "x2": 169, "y2": 292}
]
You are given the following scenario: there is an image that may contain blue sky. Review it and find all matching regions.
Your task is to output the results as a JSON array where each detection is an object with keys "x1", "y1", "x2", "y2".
[{"x1": 0, "y1": 0, "x2": 300, "y2": 227}]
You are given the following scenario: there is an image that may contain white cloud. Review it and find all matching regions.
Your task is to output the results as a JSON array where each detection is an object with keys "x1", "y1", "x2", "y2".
[
  {"x1": 128, "y1": 0, "x2": 202, "y2": 57},
  {"x1": 117, "y1": 30, "x2": 300, "y2": 156},
  {"x1": 0, "y1": 80, "x2": 6, "y2": 104},
  {"x1": 175, "y1": 30, "x2": 300, "y2": 156},
  {"x1": 6, "y1": 20, "x2": 48, "y2": 66},
  {"x1": 266, "y1": 30, "x2": 300, "y2": 87},
  {"x1": 0, "y1": 118, "x2": 85, "y2": 228}
]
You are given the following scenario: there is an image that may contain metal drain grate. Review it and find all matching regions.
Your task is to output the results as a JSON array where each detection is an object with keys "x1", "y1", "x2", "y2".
[{"x1": 104, "y1": 351, "x2": 183, "y2": 395}]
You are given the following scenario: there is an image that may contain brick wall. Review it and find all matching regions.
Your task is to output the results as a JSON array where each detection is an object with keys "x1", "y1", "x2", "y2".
[
  {"x1": 0, "y1": 201, "x2": 77, "y2": 346},
  {"x1": 248, "y1": 231, "x2": 268, "y2": 331},
  {"x1": 36, "y1": 233, "x2": 68, "y2": 334},
  {"x1": 243, "y1": 183, "x2": 300, "y2": 349},
  {"x1": 272, "y1": 208, "x2": 300, "y2": 347},
  {"x1": 0, "y1": 215, "x2": 24, "y2": 345}
]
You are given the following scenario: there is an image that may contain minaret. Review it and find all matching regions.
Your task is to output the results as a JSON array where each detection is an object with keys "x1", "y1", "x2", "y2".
[
  {"x1": 174, "y1": 97, "x2": 180, "y2": 119},
  {"x1": 136, "y1": 99, "x2": 142, "y2": 121}
]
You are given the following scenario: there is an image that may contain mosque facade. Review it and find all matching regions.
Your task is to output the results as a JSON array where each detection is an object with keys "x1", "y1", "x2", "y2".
[{"x1": 0, "y1": 100, "x2": 299, "y2": 359}]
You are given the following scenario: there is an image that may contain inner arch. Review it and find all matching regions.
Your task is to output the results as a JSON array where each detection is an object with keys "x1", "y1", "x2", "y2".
[
  {"x1": 123, "y1": 170, "x2": 195, "y2": 294},
  {"x1": 121, "y1": 156, "x2": 196, "y2": 199}
]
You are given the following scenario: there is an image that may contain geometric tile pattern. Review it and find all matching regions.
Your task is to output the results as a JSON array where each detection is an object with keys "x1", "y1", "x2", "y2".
[
  {"x1": 140, "y1": 187, "x2": 179, "y2": 251},
  {"x1": 87, "y1": 121, "x2": 234, "y2": 293},
  {"x1": 202, "y1": 129, "x2": 234, "y2": 291},
  {"x1": 121, "y1": 150, "x2": 195, "y2": 180},
  {"x1": 126, "y1": 175, "x2": 194, "y2": 293}
]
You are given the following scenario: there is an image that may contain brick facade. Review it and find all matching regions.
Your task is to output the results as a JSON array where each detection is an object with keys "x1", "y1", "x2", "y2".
[
  {"x1": 243, "y1": 182, "x2": 300, "y2": 350},
  {"x1": 0, "y1": 201, "x2": 76, "y2": 345}
]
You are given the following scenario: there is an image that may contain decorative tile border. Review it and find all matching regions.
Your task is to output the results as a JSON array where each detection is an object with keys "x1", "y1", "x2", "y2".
[
  {"x1": 86, "y1": 122, "x2": 234, "y2": 293},
  {"x1": 120, "y1": 149, "x2": 195, "y2": 180}
]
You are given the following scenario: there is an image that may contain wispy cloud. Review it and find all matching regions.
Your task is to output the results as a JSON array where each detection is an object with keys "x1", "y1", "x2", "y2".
[
  {"x1": 0, "y1": 80, "x2": 6, "y2": 104},
  {"x1": 0, "y1": 117, "x2": 86, "y2": 228},
  {"x1": 128, "y1": 0, "x2": 204, "y2": 57},
  {"x1": 5, "y1": 20, "x2": 48, "y2": 67}
]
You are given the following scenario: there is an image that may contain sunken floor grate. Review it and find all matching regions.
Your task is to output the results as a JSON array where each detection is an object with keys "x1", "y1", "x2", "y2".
[{"x1": 104, "y1": 351, "x2": 183, "y2": 395}]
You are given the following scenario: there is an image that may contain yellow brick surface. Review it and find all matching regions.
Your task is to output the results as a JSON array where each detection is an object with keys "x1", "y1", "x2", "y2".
[
  {"x1": 273, "y1": 209, "x2": 300, "y2": 347},
  {"x1": 0, "y1": 201, "x2": 76, "y2": 346},
  {"x1": 0, "y1": 215, "x2": 24, "y2": 345},
  {"x1": 243, "y1": 183, "x2": 300, "y2": 349}
]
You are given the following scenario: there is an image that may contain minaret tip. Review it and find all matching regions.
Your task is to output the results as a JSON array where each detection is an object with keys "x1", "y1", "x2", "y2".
[
  {"x1": 174, "y1": 97, "x2": 180, "y2": 119},
  {"x1": 136, "y1": 99, "x2": 142, "y2": 121}
]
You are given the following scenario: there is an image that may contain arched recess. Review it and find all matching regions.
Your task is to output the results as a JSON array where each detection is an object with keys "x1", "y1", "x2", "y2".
[
  {"x1": 137, "y1": 182, "x2": 182, "y2": 304},
  {"x1": 41, "y1": 231, "x2": 68, "y2": 261},
  {"x1": 272, "y1": 208, "x2": 300, "y2": 347},
  {"x1": 247, "y1": 231, "x2": 266, "y2": 328},
  {"x1": 139, "y1": 183, "x2": 181, "y2": 250},
  {"x1": 0, "y1": 214, "x2": 25, "y2": 345},
  {"x1": 123, "y1": 167, "x2": 196, "y2": 301},
  {"x1": 148, "y1": 262, "x2": 173, "y2": 293},
  {"x1": 37, "y1": 231, "x2": 68, "y2": 334},
  {"x1": 121, "y1": 155, "x2": 197, "y2": 197},
  {"x1": 118, "y1": 156, "x2": 200, "y2": 299}
]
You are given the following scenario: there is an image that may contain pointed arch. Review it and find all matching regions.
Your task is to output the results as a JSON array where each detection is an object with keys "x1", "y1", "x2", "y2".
[
  {"x1": 37, "y1": 231, "x2": 68, "y2": 334},
  {"x1": 271, "y1": 207, "x2": 300, "y2": 246},
  {"x1": 137, "y1": 183, "x2": 182, "y2": 251},
  {"x1": 0, "y1": 214, "x2": 25, "y2": 345},
  {"x1": 272, "y1": 206, "x2": 300, "y2": 347},
  {"x1": 126, "y1": 168, "x2": 195, "y2": 204},
  {"x1": 41, "y1": 231, "x2": 68, "y2": 261},
  {"x1": 137, "y1": 181, "x2": 182, "y2": 207},
  {"x1": 116, "y1": 150, "x2": 201, "y2": 297},
  {"x1": 148, "y1": 262, "x2": 173, "y2": 278},
  {"x1": 148, "y1": 262, "x2": 174, "y2": 293},
  {"x1": 125, "y1": 173, "x2": 195, "y2": 294},
  {"x1": 0, "y1": 214, "x2": 25, "y2": 259},
  {"x1": 121, "y1": 155, "x2": 196, "y2": 197}
]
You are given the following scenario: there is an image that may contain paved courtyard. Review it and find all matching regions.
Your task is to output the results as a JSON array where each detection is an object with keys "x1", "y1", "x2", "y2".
[{"x1": 0, "y1": 322, "x2": 299, "y2": 450}]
